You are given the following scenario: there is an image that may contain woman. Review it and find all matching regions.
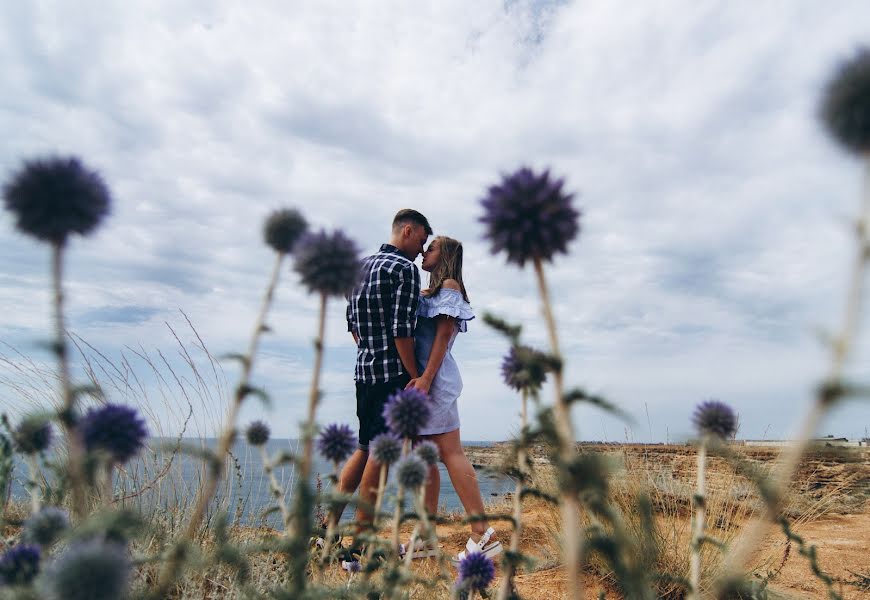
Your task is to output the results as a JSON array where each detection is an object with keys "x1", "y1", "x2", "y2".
[{"x1": 405, "y1": 235, "x2": 501, "y2": 561}]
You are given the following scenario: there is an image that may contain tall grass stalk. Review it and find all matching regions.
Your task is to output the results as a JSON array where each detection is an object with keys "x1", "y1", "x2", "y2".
[
  {"x1": 722, "y1": 158, "x2": 870, "y2": 583},
  {"x1": 158, "y1": 251, "x2": 286, "y2": 588},
  {"x1": 533, "y1": 257, "x2": 583, "y2": 600}
]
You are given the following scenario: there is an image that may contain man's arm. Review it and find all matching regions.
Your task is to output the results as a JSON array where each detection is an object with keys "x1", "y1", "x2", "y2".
[{"x1": 394, "y1": 337, "x2": 418, "y2": 379}]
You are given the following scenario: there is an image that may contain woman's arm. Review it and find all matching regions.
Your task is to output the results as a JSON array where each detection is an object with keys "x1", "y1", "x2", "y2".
[
  {"x1": 406, "y1": 279, "x2": 462, "y2": 393},
  {"x1": 406, "y1": 315, "x2": 454, "y2": 394}
]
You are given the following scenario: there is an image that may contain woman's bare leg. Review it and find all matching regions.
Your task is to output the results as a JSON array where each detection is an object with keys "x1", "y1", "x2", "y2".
[{"x1": 424, "y1": 429, "x2": 489, "y2": 538}]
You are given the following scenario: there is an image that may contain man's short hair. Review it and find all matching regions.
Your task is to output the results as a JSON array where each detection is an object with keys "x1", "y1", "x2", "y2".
[{"x1": 392, "y1": 209, "x2": 432, "y2": 236}]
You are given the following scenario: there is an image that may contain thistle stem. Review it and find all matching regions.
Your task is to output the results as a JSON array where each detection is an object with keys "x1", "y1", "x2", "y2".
[
  {"x1": 25, "y1": 454, "x2": 41, "y2": 515},
  {"x1": 320, "y1": 462, "x2": 341, "y2": 565},
  {"x1": 102, "y1": 461, "x2": 114, "y2": 508},
  {"x1": 259, "y1": 444, "x2": 292, "y2": 533},
  {"x1": 52, "y1": 243, "x2": 87, "y2": 520},
  {"x1": 722, "y1": 157, "x2": 870, "y2": 583},
  {"x1": 497, "y1": 390, "x2": 529, "y2": 600},
  {"x1": 299, "y1": 292, "x2": 328, "y2": 483},
  {"x1": 363, "y1": 464, "x2": 390, "y2": 565},
  {"x1": 689, "y1": 439, "x2": 708, "y2": 600},
  {"x1": 533, "y1": 257, "x2": 583, "y2": 600},
  {"x1": 158, "y1": 251, "x2": 285, "y2": 589}
]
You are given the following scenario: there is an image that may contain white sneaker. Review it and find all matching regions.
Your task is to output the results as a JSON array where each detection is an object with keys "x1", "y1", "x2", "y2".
[{"x1": 452, "y1": 527, "x2": 502, "y2": 563}]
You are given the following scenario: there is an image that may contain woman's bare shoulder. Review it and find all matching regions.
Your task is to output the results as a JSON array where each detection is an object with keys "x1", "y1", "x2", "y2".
[{"x1": 441, "y1": 278, "x2": 461, "y2": 290}]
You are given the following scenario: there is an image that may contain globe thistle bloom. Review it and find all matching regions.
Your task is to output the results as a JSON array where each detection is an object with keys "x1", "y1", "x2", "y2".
[
  {"x1": 245, "y1": 420, "x2": 270, "y2": 446},
  {"x1": 383, "y1": 388, "x2": 431, "y2": 439},
  {"x1": 501, "y1": 345, "x2": 551, "y2": 393},
  {"x1": 820, "y1": 47, "x2": 870, "y2": 155},
  {"x1": 80, "y1": 404, "x2": 148, "y2": 464},
  {"x1": 395, "y1": 454, "x2": 427, "y2": 489},
  {"x1": 293, "y1": 229, "x2": 360, "y2": 297},
  {"x1": 693, "y1": 400, "x2": 738, "y2": 440},
  {"x1": 23, "y1": 507, "x2": 69, "y2": 547},
  {"x1": 40, "y1": 540, "x2": 129, "y2": 600},
  {"x1": 457, "y1": 551, "x2": 496, "y2": 592},
  {"x1": 414, "y1": 440, "x2": 439, "y2": 466},
  {"x1": 479, "y1": 166, "x2": 580, "y2": 266},
  {"x1": 263, "y1": 208, "x2": 307, "y2": 253},
  {"x1": 370, "y1": 432, "x2": 402, "y2": 465},
  {"x1": 2, "y1": 156, "x2": 111, "y2": 245},
  {"x1": 0, "y1": 544, "x2": 40, "y2": 585},
  {"x1": 317, "y1": 423, "x2": 356, "y2": 464},
  {"x1": 12, "y1": 416, "x2": 52, "y2": 454}
]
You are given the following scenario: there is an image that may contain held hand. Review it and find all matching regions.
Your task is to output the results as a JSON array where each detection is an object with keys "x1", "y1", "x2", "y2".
[{"x1": 405, "y1": 377, "x2": 431, "y2": 394}]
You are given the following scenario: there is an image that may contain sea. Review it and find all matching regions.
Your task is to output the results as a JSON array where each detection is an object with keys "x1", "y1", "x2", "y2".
[{"x1": 8, "y1": 438, "x2": 514, "y2": 527}]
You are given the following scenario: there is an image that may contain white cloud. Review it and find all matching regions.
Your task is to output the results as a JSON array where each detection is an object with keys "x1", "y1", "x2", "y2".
[{"x1": 2, "y1": 1, "x2": 870, "y2": 442}]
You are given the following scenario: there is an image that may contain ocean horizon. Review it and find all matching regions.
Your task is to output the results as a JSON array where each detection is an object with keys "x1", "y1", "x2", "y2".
[{"x1": 8, "y1": 438, "x2": 514, "y2": 526}]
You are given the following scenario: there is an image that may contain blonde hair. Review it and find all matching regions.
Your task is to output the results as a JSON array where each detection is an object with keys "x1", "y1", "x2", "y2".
[{"x1": 428, "y1": 236, "x2": 470, "y2": 302}]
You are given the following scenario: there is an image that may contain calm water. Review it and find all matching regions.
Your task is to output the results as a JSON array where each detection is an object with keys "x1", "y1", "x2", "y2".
[{"x1": 9, "y1": 438, "x2": 513, "y2": 527}]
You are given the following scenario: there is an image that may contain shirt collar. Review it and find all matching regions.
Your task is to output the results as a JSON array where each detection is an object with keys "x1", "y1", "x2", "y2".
[{"x1": 379, "y1": 243, "x2": 403, "y2": 255}]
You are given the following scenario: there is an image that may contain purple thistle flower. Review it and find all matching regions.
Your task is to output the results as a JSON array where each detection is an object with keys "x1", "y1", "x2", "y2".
[
  {"x1": 395, "y1": 453, "x2": 427, "y2": 489},
  {"x1": 318, "y1": 423, "x2": 356, "y2": 464},
  {"x1": 458, "y1": 551, "x2": 496, "y2": 592},
  {"x1": 245, "y1": 420, "x2": 270, "y2": 446},
  {"x1": 12, "y1": 416, "x2": 52, "y2": 454},
  {"x1": 383, "y1": 388, "x2": 431, "y2": 439},
  {"x1": 0, "y1": 544, "x2": 40, "y2": 585},
  {"x1": 263, "y1": 208, "x2": 307, "y2": 253},
  {"x1": 2, "y1": 156, "x2": 111, "y2": 245},
  {"x1": 40, "y1": 540, "x2": 129, "y2": 600},
  {"x1": 293, "y1": 229, "x2": 361, "y2": 297},
  {"x1": 370, "y1": 433, "x2": 402, "y2": 465},
  {"x1": 501, "y1": 345, "x2": 550, "y2": 393},
  {"x1": 820, "y1": 47, "x2": 870, "y2": 155},
  {"x1": 693, "y1": 400, "x2": 738, "y2": 440},
  {"x1": 480, "y1": 166, "x2": 580, "y2": 267},
  {"x1": 80, "y1": 403, "x2": 147, "y2": 464},
  {"x1": 414, "y1": 440, "x2": 439, "y2": 466},
  {"x1": 23, "y1": 507, "x2": 69, "y2": 547}
]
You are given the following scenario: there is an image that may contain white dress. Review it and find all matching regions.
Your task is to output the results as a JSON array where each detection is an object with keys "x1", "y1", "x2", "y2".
[{"x1": 414, "y1": 288, "x2": 475, "y2": 435}]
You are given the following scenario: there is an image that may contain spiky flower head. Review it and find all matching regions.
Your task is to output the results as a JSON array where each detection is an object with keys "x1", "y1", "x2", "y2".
[
  {"x1": 40, "y1": 540, "x2": 130, "y2": 600},
  {"x1": 245, "y1": 421, "x2": 270, "y2": 446},
  {"x1": 23, "y1": 507, "x2": 69, "y2": 547},
  {"x1": 414, "y1": 440, "x2": 439, "y2": 466},
  {"x1": 3, "y1": 156, "x2": 111, "y2": 245},
  {"x1": 0, "y1": 544, "x2": 40, "y2": 585},
  {"x1": 501, "y1": 345, "x2": 553, "y2": 393},
  {"x1": 370, "y1": 433, "x2": 402, "y2": 465},
  {"x1": 457, "y1": 551, "x2": 496, "y2": 592},
  {"x1": 480, "y1": 166, "x2": 580, "y2": 266},
  {"x1": 12, "y1": 416, "x2": 52, "y2": 454},
  {"x1": 395, "y1": 453, "x2": 427, "y2": 489},
  {"x1": 383, "y1": 388, "x2": 431, "y2": 439},
  {"x1": 80, "y1": 404, "x2": 147, "y2": 464},
  {"x1": 693, "y1": 400, "x2": 738, "y2": 440},
  {"x1": 820, "y1": 47, "x2": 870, "y2": 155},
  {"x1": 293, "y1": 229, "x2": 360, "y2": 297},
  {"x1": 263, "y1": 208, "x2": 307, "y2": 253},
  {"x1": 318, "y1": 423, "x2": 356, "y2": 464}
]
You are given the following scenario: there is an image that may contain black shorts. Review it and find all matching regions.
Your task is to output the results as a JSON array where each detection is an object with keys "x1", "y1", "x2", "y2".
[{"x1": 356, "y1": 374, "x2": 410, "y2": 450}]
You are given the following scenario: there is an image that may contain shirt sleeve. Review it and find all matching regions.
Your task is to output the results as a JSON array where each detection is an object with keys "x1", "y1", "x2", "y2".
[
  {"x1": 392, "y1": 263, "x2": 420, "y2": 337},
  {"x1": 346, "y1": 298, "x2": 355, "y2": 333}
]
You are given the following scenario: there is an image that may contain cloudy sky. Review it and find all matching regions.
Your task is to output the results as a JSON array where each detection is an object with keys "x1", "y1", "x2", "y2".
[{"x1": 2, "y1": 1, "x2": 870, "y2": 442}]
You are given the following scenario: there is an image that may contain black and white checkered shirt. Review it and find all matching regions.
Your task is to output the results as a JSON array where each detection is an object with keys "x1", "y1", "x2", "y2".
[{"x1": 346, "y1": 244, "x2": 421, "y2": 384}]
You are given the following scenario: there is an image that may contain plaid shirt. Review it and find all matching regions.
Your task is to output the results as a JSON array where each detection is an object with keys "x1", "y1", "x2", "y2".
[{"x1": 346, "y1": 244, "x2": 421, "y2": 384}]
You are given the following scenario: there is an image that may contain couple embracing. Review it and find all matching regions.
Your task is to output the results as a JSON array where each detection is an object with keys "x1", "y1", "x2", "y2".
[{"x1": 334, "y1": 209, "x2": 501, "y2": 564}]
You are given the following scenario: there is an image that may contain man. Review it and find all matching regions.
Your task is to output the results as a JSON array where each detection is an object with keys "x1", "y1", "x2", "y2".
[{"x1": 334, "y1": 208, "x2": 431, "y2": 533}]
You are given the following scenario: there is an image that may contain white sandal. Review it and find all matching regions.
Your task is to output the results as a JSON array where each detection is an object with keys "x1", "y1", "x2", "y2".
[
  {"x1": 452, "y1": 527, "x2": 502, "y2": 563},
  {"x1": 406, "y1": 538, "x2": 440, "y2": 560}
]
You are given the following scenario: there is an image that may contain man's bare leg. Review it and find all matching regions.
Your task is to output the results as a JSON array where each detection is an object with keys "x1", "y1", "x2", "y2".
[
  {"x1": 328, "y1": 449, "x2": 368, "y2": 527},
  {"x1": 354, "y1": 457, "x2": 384, "y2": 529}
]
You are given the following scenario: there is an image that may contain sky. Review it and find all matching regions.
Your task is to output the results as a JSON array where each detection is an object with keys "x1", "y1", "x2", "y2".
[{"x1": 2, "y1": 1, "x2": 870, "y2": 442}]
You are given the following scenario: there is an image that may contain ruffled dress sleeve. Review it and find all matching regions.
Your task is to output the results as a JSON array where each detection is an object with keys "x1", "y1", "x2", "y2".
[{"x1": 417, "y1": 288, "x2": 475, "y2": 332}]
